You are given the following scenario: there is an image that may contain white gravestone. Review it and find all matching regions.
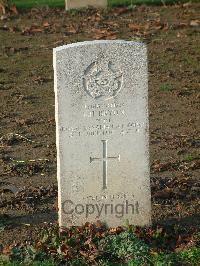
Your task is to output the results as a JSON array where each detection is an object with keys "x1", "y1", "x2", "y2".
[
  {"x1": 65, "y1": 0, "x2": 107, "y2": 10},
  {"x1": 54, "y1": 40, "x2": 151, "y2": 227}
]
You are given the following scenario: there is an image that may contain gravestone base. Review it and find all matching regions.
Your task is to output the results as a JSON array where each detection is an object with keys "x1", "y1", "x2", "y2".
[{"x1": 65, "y1": 0, "x2": 107, "y2": 10}]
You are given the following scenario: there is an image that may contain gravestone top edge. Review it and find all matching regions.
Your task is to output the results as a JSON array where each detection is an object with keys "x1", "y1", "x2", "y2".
[{"x1": 53, "y1": 40, "x2": 146, "y2": 53}]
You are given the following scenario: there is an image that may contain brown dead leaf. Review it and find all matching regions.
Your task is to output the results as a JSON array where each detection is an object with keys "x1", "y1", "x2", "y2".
[
  {"x1": 183, "y1": 2, "x2": 192, "y2": 8},
  {"x1": 93, "y1": 12, "x2": 102, "y2": 22},
  {"x1": 113, "y1": 7, "x2": 129, "y2": 16},
  {"x1": 0, "y1": 4, "x2": 5, "y2": 15},
  {"x1": 0, "y1": 14, "x2": 8, "y2": 20},
  {"x1": 128, "y1": 23, "x2": 142, "y2": 31},
  {"x1": 85, "y1": 238, "x2": 97, "y2": 250},
  {"x1": 152, "y1": 160, "x2": 172, "y2": 172},
  {"x1": 92, "y1": 28, "x2": 117, "y2": 40},
  {"x1": 22, "y1": 25, "x2": 43, "y2": 35},
  {"x1": 80, "y1": 250, "x2": 88, "y2": 257},
  {"x1": 0, "y1": 3, "x2": 18, "y2": 15},
  {"x1": 105, "y1": 32, "x2": 117, "y2": 40},
  {"x1": 32, "y1": 76, "x2": 48, "y2": 84},
  {"x1": 153, "y1": 24, "x2": 162, "y2": 30},
  {"x1": 31, "y1": 27, "x2": 43, "y2": 33},
  {"x1": 67, "y1": 25, "x2": 78, "y2": 34},
  {"x1": 87, "y1": 12, "x2": 102, "y2": 23},
  {"x1": 10, "y1": 5, "x2": 18, "y2": 15},
  {"x1": 144, "y1": 23, "x2": 150, "y2": 31},
  {"x1": 174, "y1": 22, "x2": 188, "y2": 29},
  {"x1": 95, "y1": 220, "x2": 104, "y2": 228},
  {"x1": 104, "y1": 21, "x2": 119, "y2": 28},
  {"x1": 9, "y1": 26, "x2": 20, "y2": 32},
  {"x1": 152, "y1": 19, "x2": 169, "y2": 31},
  {"x1": 60, "y1": 244, "x2": 72, "y2": 256},
  {"x1": 153, "y1": 188, "x2": 173, "y2": 199},
  {"x1": 190, "y1": 20, "x2": 200, "y2": 27},
  {"x1": 177, "y1": 32, "x2": 182, "y2": 38},
  {"x1": 109, "y1": 226, "x2": 124, "y2": 234},
  {"x1": 175, "y1": 234, "x2": 195, "y2": 252},
  {"x1": 2, "y1": 245, "x2": 13, "y2": 255},
  {"x1": 54, "y1": 198, "x2": 58, "y2": 211},
  {"x1": 43, "y1": 21, "x2": 50, "y2": 27}
]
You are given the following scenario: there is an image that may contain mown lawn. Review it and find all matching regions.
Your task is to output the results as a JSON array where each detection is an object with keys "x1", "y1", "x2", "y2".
[
  {"x1": 110, "y1": 0, "x2": 200, "y2": 6},
  {"x1": 12, "y1": 0, "x2": 64, "y2": 8},
  {"x1": 11, "y1": 0, "x2": 200, "y2": 9}
]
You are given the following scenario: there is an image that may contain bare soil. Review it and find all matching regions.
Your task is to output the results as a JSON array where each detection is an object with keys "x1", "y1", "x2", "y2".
[{"x1": 0, "y1": 3, "x2": 199, "y2": 245}]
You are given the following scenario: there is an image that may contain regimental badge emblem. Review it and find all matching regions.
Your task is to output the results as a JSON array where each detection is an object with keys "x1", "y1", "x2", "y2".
[{"x1": 83, "y1": 61, "x2": 123, "y2": 101}]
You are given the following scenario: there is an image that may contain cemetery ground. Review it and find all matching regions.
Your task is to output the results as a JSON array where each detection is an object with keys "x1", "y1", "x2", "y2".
[{"x1": 0, "y1": 2, "x2": 200, "y2": 265}]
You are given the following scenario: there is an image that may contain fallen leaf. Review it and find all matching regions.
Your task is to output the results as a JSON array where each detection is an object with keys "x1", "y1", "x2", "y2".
[
  {"x1": 22, "y1": 25, "x2": 43, "y2": 35},
  {"x1": 152, "y1": 160, "x2": 172, "y2": 172},
  {"x1": 104, "y1": 21, "x2": 119, "y2": 28},
  {"x1": 10, "y1": 5, "x2": 18, "y2": 15},
  {"x1": 67, "y1": 25, "x2": 78, "y2": 34},
  {"x1": 0, "y1": 14, "x2": 8, "y2": 20},
  {"x1": 153, "y1": 188, "x2": 173, "y2": 199},
  {"x1": 43, "y1": 21, "x2": 50, "y2": 27},
  {"x1": 128, "y1": 23, "x2": 142, "y2": 31},
  {"x1": 183, "y1": 2, "x2": 192, "y2": 7},
  {"x1": 190, "y1": 20, "x2": 200, "y2": 27},
  {"x1": 31, "y1": 27, "x2": 43, "y2": 33},
  {"x1": 113, "y1": 7, "x2": 129, "y2": 16},
  {"x1": 92, "y1": 28, "x2": 117, "y2": 40}
]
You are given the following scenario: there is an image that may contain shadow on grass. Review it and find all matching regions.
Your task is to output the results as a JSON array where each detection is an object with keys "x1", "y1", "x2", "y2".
[
  {"x1": 1, "y1": 211, "x2": 58, "y2": 228},
  {"x1": 156, "y1": 214, "x2": 200, "y2": 230},
  {"x1": 2, "y1": 212, "x2": 199, "y2": 230}
]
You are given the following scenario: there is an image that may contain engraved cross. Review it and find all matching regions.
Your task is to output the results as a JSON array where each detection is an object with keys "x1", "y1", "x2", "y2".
[{"x1": 90, "y1": 140, "x2": 120, "y2": 190}]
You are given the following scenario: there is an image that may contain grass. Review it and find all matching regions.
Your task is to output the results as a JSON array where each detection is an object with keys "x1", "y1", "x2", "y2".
[
  {"x1": 109, "y1": 0, "x2": 200, "y2": 6},
  {"x1": 184, "y1": 153, "x2": 200, "y2": 162},
  {"x1": 10, "y1": 0, "x2": 200, "y2": 9},
  {"x1": 1, "y1": 243, "x2": 200, "y2": 265},
  {"x1": 12, "y1": 0, "x2": 64, "y2": 8},
  {"x1": 0, "y1": 259, "x2": 55, "y2": 266},
  {"x1": 160, "y1": 83, "x2": 173, "y2": 92}
]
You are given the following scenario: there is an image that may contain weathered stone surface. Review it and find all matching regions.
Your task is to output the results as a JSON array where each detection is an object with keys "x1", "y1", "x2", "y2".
[
  {"x1": 65, "y1": 0, "x2": 107, "y2": 10},
  {"x1": 54, "y1": 40, "x2": 151, "y2": 227}
]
